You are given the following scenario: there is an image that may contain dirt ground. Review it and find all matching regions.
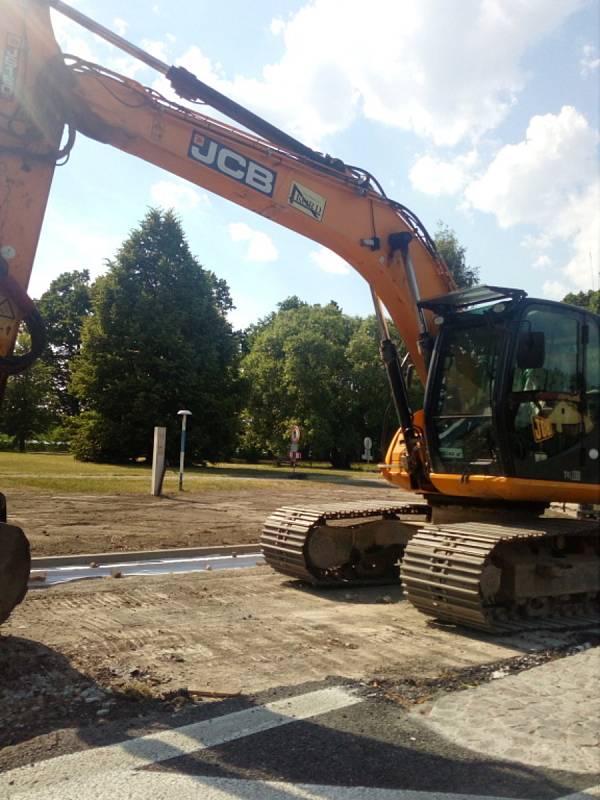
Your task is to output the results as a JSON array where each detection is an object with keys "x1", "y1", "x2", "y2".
[
  {"x1": 1, "y1": 483, "x2": 596, "y2": 770},
  {"x1": 3, "y1": 564, "x2": 594, "y2": 764},
  {"x1": 8, "y1": 481, "x2": 404, "y2": 557}
]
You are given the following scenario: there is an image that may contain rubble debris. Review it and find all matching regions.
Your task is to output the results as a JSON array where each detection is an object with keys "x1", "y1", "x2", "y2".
[{"x1": 369, "y1": 636, "x2": 600, "y2": 707}]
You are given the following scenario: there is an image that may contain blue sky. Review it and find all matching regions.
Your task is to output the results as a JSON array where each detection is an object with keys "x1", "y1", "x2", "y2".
[{"x1": 33, "y1": 0, "x2": 599, "y2": 328}]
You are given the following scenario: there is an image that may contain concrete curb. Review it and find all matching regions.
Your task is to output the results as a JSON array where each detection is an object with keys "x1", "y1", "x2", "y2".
[{"x1": 31, "y1": 543, "x2": 261, "y2": 569}]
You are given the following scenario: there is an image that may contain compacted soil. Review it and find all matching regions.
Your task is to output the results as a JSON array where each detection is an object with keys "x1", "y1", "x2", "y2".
[
  {"x1": 1, "y1": 483, "x2": 595, "y2": 770},
  {"x1": 8, "y1": 480, "x2": 403, "y2": 557}
]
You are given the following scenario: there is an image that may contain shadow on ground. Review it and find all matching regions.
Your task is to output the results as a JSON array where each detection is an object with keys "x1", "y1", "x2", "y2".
[
  {"x1": 2, "y1": 637, "x2": 598, "y2": 799},
  {"x1": 145, "y1": 692, "x2": 597, "y2": 800},
  {"x1": 0, "y1": 636, "x2": 217, "y2": 752}
]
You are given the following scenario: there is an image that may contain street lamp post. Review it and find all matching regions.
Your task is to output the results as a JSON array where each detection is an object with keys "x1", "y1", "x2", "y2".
[{"x1": 177, "y1": 410, "x2": 192, "y2": 491}]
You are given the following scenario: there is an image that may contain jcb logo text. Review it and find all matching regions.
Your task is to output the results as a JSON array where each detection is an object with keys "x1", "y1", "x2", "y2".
[{"x1": 188, "y1": 133, "x2": 276, "y2": 197}]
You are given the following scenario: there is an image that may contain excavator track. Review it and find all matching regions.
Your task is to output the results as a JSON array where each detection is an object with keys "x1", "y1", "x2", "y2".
[
  {"x1": 261, "y1": 501, "x2": 429, "y2": 585},
  {"x1": 0, "y1": 522, "x2": 31, "y2": 625},
  {"x1": 402, "y1": 518, "x2": 600, "y2": 633}
]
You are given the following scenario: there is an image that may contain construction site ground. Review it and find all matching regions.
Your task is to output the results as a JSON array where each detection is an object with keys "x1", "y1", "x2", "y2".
[
  {"x1": 2, "y1": 481, "x2": 598, "y2": 789},
  {"x1": 8, "y1": 475, "x2": 398, "y2": 556}
]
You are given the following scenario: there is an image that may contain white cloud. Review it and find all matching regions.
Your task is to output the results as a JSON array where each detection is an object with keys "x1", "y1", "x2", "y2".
[
  {"x1": 50, "y1": 8, "x2": 143, "y2": 77},
  {"x1": 269, "y1": 18, "x2": 286, "y2": 36},
  {"x1": 465, "y1": 107, "x2": 598, "y2": 228},
  {"x1": 149, "y1": 180, "x2": 210, "y2": 212},
  {"x1": 154, "y1": 0, "x2": 584, "y2": 147},
  {"x1": 228, "y1": 223, "x2": 279, "y2": 262},
  {"x1": 113, "y1": 17, "x2": 128, "y2": 37},
  {"x1": 533, "y1": 255, "x2": 552, "y2": 271},
  {"x1": 557, "y1": 183, "x2": 599, "y2": 290},
  {"x1": 309, "y1": 248, "x2": 350, "y2": 275},
  {"x1": 142, "y1": 39, "x2": 170, "y2": 64},
  {"x1": 464, "y1": 106, "x2": 599, "y2": 293},
  {"x1": 542, "y1": 280, "x2": 568, "y2": 300},
  {"x1": 409, "y1": 151, "x2": 478, "y2": 196},
  {"x1": 580, "y1": 43, "x2": 600, "y2": 76},
  {"x1": 50, "y1": 8, "x2": 100, "y2": 63}
]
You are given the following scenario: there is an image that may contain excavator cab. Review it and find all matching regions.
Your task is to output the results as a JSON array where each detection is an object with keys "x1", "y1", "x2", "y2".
[{"x1": 422, "y1": 287, "x2": 600, "y2": 492}]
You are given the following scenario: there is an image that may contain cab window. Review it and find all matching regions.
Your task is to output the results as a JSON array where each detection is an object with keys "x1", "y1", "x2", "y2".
[
  {"x1": 430, "y1": 323, "x2": 504, "y2": 473},
  {"x1": 508, "y1": 305, "x2": 597, "y2": 484}
]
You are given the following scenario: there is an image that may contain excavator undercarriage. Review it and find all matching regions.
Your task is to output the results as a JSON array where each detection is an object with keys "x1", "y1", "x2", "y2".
[
  {"x1": 261, "y1": 501, "x2": 429, "y2": 585},
  {"x1": 261, "y1": 502, "x2": 600, "y2": 633}
]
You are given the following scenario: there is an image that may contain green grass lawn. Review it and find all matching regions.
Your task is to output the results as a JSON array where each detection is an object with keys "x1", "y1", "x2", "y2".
[{"x1": 0, "y1": 451, "x2": 382, "y2": 494}]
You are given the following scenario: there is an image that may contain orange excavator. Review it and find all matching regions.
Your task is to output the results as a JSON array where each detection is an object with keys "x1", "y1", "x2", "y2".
[{"x1": 1, "y1": 0, "x2": 598, "y2": 630}]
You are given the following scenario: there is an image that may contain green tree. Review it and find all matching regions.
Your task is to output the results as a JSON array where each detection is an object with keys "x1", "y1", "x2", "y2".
[
  {"x1": 434, "y1": 222, "x2": 480, "y2": 288},
  {"x1": 37, "y1": 269, "x2": 91, "y2": 418},
  {"x1": 69, "y1": 209, "x2": 241, "y2": 462},
  {"x1": 240, "y1": 300, "x2": 417, "y2": 467},
  {"x1": 345, "y1": 316, "x2": 423, "y2": 459},
  {"x1": 563, "y1": 289, "x2": 600, "y2": 314},
  {"x1": 0, "y1": 333, "x2": 55, "y2": 451},
  {"x1": 241, "y1": 300, "x2": 361, "y2": 467}
]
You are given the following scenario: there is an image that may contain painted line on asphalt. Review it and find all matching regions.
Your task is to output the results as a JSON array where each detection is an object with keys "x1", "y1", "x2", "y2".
[
  {"x1": 2, "y1": 686, "x2": 362, "y2": 797},
  {"x1": 7, "y1": 773, "x2": 540, "y2": 800},
  {"x1": 559, "y1": 786, "x2": 600, "y2": 800}
]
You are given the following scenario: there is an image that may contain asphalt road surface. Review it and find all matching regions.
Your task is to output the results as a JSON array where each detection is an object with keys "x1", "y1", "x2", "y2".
[{"x1": 2, "y1": 677, "x2": 598, "y2": 800}]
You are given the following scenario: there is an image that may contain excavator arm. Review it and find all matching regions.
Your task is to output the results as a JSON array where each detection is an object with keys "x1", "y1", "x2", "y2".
[{"x1": 0, "y1": 0, "x2": 454, "y2": 392}]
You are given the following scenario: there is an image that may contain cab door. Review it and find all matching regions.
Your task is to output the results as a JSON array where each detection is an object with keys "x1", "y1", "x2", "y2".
[{"x1": 505, "y1": 303, "x2": 599, "y2": 486}]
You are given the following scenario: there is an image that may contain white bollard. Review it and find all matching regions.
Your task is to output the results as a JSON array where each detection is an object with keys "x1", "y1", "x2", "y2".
[{"x1": 151, "y1": 426, "x2": 167, "y2": 496}]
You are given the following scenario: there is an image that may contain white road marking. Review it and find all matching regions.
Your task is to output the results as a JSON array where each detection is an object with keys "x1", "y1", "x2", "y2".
[
  {"x1": 559, "y1": 787, "x2": 600, "y2": 800},
  {"x1": 4, "y1": 684, "x2": 596, "y2": 800},
  {"x1": 7, "y1": 773, "x2": 535, "y2": 800},
  {"x1": 1, "y1": 686, "x2": 361, "y2": 798}
]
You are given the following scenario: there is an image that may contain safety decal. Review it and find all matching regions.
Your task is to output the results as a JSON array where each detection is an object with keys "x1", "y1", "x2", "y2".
[
  {"x1": 188, "y1": 132, "x2": 276, "y2": 197},
  {"x1": 288, "y1": 182, "x2": 326, "y2": 221},
  {"x1": 0, "y1": 296, "x2": 15, "y2": 320},
  {"x1": 1, "y1": 34, "x2": 21, "y2": 100}
]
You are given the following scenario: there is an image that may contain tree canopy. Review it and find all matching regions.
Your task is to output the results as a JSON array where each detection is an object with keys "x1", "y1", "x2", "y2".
[
  {"x1": 37, "y1": 269, "x2": 92, "y2": 417},
  {"x1": 69, "y1": 209, "x2": 241, "y2": 462},
  {"x1": 239, "y1": 300, "x2": 410, "y2": 467},
  {"x1": 563, "y1": 289, "x2": 600, "y2": 314},
  {"x1": 0, "y1": 214, "x2": 483, "y2": 461},
  {"x1": 434, "y1": 222, "x2": 480, "y2": 289},
  {"x1": 0, "y1": 333, "x2": 55, "y2": 451}
]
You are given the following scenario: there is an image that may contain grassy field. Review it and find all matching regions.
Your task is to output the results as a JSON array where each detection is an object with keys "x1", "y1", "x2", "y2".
[{"x1": 0, "y1": 451, "x2": 381, "y2": 494}]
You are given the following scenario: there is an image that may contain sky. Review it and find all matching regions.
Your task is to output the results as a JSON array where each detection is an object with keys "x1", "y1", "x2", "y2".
[{"x1": 31, "y1": 0, "x2": 600, "y2": 329}]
